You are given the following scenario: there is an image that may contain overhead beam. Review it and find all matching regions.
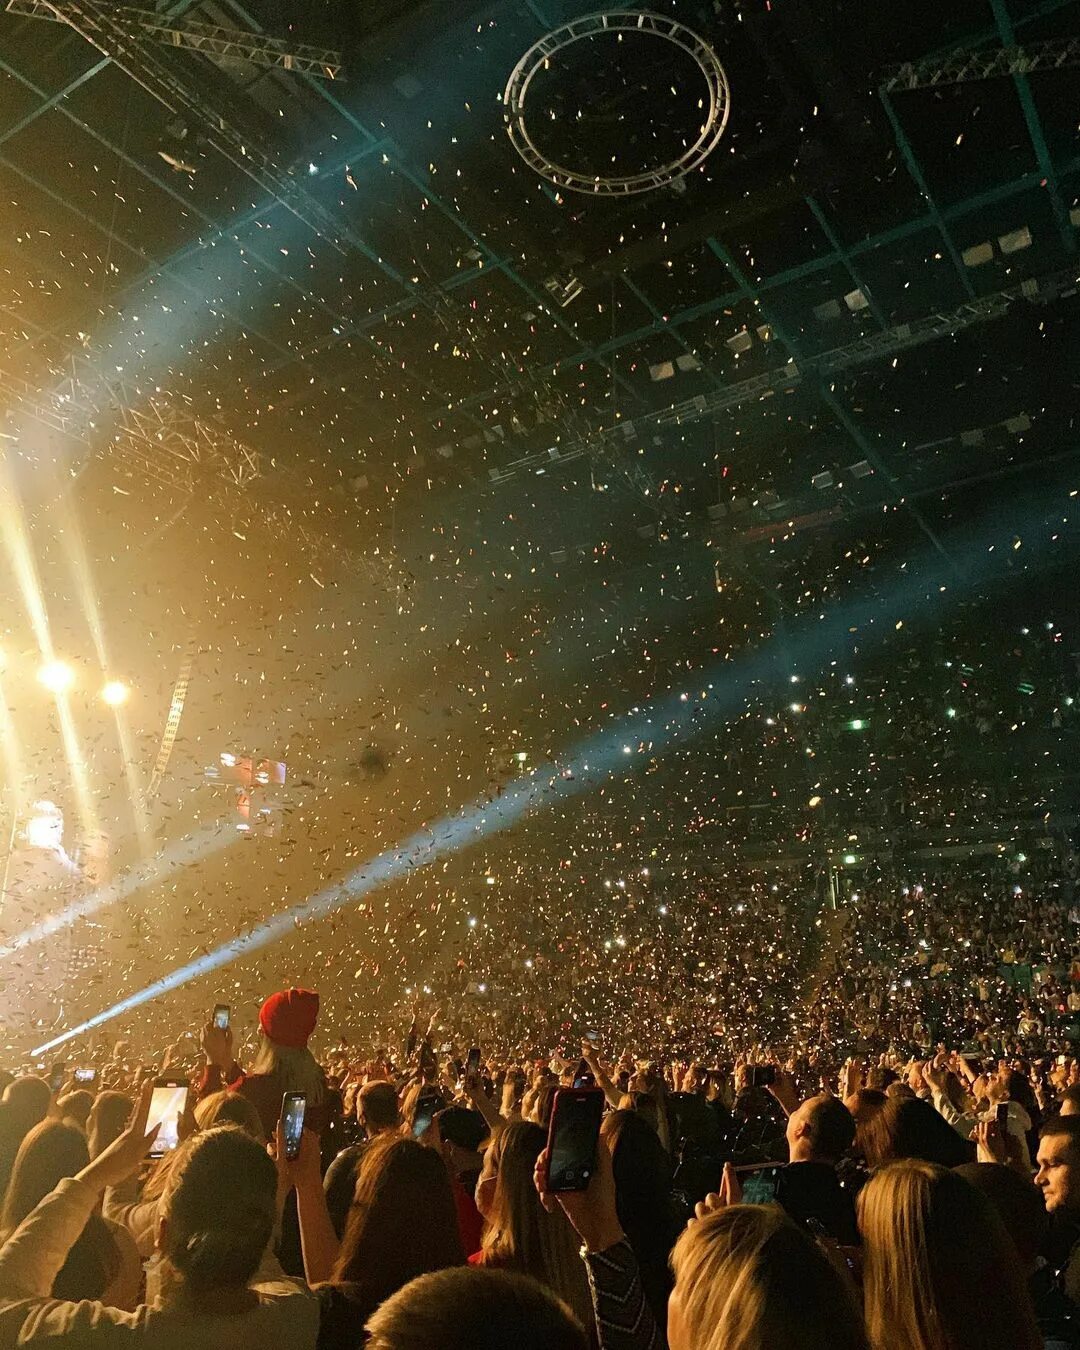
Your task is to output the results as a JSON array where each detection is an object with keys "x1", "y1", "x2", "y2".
[
  {"x1": 986, "y1": 0, "x2": 1076, "y2": 253},
  {"x1": 4, "y1": 0, "x2": 345, "y2": 78},
  {"x1": 881, "y1": 33, "x2": 1080, "y2": 89},
  {"x1": 487, "y1": 265, "x2": 1078, "y2": 479},
  {"x1": 706, "y1": 238, "x2": 958, "y2": 571}
]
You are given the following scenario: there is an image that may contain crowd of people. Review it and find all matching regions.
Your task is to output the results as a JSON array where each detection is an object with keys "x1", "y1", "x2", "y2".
[{"x1": 4, "y1": 959, "x2": 1080, "y2": 1347}]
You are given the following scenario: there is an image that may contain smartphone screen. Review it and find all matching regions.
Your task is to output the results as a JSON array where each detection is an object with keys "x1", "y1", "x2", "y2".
[
  {"x1": 281, "y1": 1092, "x2": 306, "y2": 1160},
  {"x1": 467, "y1": 1046, "x2": 481, "y2": 1075},
  {"x1": 74, "y1": 1067, "x2": 97, "y2": 1084},
  {"x1": 412, "y1": 1092, "x2": 440, "y2": 1139},
  {"x1": 740, "y1": 1164, "x2": 783, "y2": 1204},
  {"x1": 48, "y1": 1064, "x2": 66, "y2": 1094},
  {"x1": 213, "y1": 1004, "x2": 230, "y2": 1031},
  {"x1": 546, "y1": 1087, "x2": 604, "y2": 1193},
  {"x1": 148, "y1": 1080, "x2": 189, "y2": 1158}
]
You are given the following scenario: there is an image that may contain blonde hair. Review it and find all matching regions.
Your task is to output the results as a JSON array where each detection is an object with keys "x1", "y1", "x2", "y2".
[
  {"x1": 859, "y1": 1160, "x2": 1041, "y2": 1350},
  {"x1": 669, "y1": 1205, "x2": 867, "y2": 1350},
  {"x1": 480, "y1": 1122, "x2": 592, "y2": 1330},
  {"x1": 249, "y1": 1037, "x2": 326, "y2": 1106}
]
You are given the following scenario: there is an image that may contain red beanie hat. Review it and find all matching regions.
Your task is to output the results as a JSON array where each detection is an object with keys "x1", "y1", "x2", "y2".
[{"x1": 259, "y1": 988, "x2": 319, "y2": 1049}]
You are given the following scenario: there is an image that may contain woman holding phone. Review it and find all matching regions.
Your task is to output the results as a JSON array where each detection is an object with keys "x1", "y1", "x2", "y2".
[
  {"x1": 198, "y1": 988, "x2": 328, "y2": 1140},
  {"x1": 0, "y1": 1082, "x2": 320, "y2": 1345}
]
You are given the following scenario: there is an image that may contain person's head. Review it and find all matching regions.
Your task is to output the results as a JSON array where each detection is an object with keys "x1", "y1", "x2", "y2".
[
  {"x1": 194, "y1": 1089, "x2": 266, "y2": 1141},
  {"x1": 1036, "y1": 1116, "x2": 1080, "y2": 1214},
  {"x1": 1060, "y1": 1084, "x2": 1080, "y2": 1117},
  {"x1": 250, "y1": 988, "x2": 325, "y2": 1104},
  {"x1": 859, "y1": 1096, "x2": 971, "y2": 1170},
  {"x1": 437, "y1": 1106, "x2": 488, "y2": 1168},
  {"x1": 2, "y1": 1118, "x2": 92, "y2": 1231},
  {"x1": 858, "y1": 1160, "x2": 1041, "y2": 1350},
  {"x1": 358, "y1": 1081, "x2": 401, "y2": 1138},
  {"x1": 2, "y1": 1075, "x2": 51, "y2": 1129},
  {"x1": 365, "y1": 1268, "x2": 587, "y2": 1350},
  {"x1": 845, "y1": 1088, "x2": 886, "y2": 1127},
  {"x1": 156, "y1": 1125, "x2": 278, "y2": 1295},
  {"x1": 1, "y1": 1118, "x2": 119, "y2": 1301},
  {"x1": 57, "y1": 1089, "x2": 94, "y2": 1131},
  {"x1": 602, "y1": 1109, "x2": 677, "y2": 1320},
  {"x1": 530, "y1": 1080, "x2": 558, "y2": 1130},
  {"x1": 668, "y1": 1204, "x2": 868, "y2": 1350},
  {"x1": 955, "y1": 1163, "x2": 1048, "y2": 1274},
  {"x1": 87, "y1": 1090, "x2": 133, "y2": 1159},
  {"x1": 334, "y1": 1134, "x2": 463, "y2": 1311},
  {"x1": 786, "y1": 1094, "x2": 855, "y2": 1165},
  {"x1": 478, "y1": 1121, "x2": 591, "y2": 1329}
]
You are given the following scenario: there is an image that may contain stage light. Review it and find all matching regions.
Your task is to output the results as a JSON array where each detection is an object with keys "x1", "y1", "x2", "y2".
[
  {"x1": 38, "y1": 661, "x2": 74, "y2": 693},
  {"x1": 101, "y1": 680, "x2": 129, "y2": 707}
]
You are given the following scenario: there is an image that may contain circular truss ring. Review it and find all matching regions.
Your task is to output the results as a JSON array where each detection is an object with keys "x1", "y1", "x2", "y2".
[{"x1": 503, "y1": 10, "x2": 731, "y2": 197}]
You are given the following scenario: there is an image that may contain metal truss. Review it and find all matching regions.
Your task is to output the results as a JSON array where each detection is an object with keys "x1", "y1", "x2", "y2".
[
  {"x1": 881, "y1": 34, "x2": 1080, "y2": 90},
  {"x1": 489, "y1": 266, "x2": 1078, "y2": 480},
  {"x1": 29, "y1": 0, "x2": 355, "y2": 251},
  {"x1": 1, "y1": 366, "x2": 404, "y2": 599},
  {"x1": 5, "y1": 0, "x2": 344, "y2": 78}
]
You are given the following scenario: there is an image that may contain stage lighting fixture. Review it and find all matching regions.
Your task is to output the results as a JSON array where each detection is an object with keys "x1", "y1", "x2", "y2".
[
  {"x1": 38, "y1": 660, "x2": 74, "y2": 694},
  {"x1": 101, "y1": 680, "x2": 129, "y2": 707}
]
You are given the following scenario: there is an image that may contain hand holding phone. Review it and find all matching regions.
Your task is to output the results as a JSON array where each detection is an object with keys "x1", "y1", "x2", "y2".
[
  {"x1": 281, "y1": 1092, "x2": 307, "y2": 1161},
  {"x1": 147, "y1": 1079, "x2": 189, "y2": 1158},
  {"x1": 545, "y1": 1087, "x2": 604, "y2": 1193},
  {"x1": 466, "y1": 1046, "x2": 481, "y2": 1076},
  {"x1": 213, "y1": 1004, "x2": 230, "y2": 1031},
  {"x1": 412, "y1": 1091, "x2": 441, "y2": 1139},
  {"x1": 74, "y1": 1067, "x2": 97, "y2": 1084}
]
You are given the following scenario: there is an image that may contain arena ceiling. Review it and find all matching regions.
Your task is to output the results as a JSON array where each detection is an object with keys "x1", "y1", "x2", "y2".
[{"x1": 0, "y1": 0, "x2": 1077, "y2": 570}]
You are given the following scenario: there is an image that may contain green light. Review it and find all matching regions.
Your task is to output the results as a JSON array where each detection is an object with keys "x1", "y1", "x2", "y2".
[
  {"x1": 843, "y1": 854, "x2": 857, "y2": 865},
  {"x1": 945, "y1": 707, "x2": 956, "y2": 718},
  {"x1": 848, "y1": 718, "x2": 866, "y2": 731}
]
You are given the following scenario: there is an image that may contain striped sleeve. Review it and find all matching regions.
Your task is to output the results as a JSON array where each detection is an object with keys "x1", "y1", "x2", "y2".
[{"x1": 583, "y1": 1239, "x2": 664, "y2": 1350}]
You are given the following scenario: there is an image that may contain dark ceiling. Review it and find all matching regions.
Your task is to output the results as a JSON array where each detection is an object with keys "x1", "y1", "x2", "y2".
[{"x1": 1, "y1": 0, "x2": 1077, "y2": 549}]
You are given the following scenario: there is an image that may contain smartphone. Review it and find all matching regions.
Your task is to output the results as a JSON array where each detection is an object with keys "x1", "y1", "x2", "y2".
[
  {"x1": 147, "y1": 1078, "x2": 189, "y2": 1158},
  {"x1": 213, "y1": 1004, "x2": 230, "y2": 1031},
  {"x1": 281, "y1": 1092, "x2": 306, "y2": 1161},
  {"x1": 749, "y1": 1065, "x2": 776, "y2": 1088},
  {"x1": 583, "y1": 1029, "x2": 599, "y2": 1045},
  {"x1": 413, "y1": 1091, "x2": 441, "y2": 1139},
  {"x1": 48, "y1": 1063, "x2": 66, "y2": 1094},
  {"x1": 545, "y1": 1086, "x2": 604, "y2": 1193},
  {"x1": 995, "y1": 1102, "x2": 1010, "y2": 1126},
  {"x1": 74, "y1": 1067, "x2": 97, "y2": 1084},
  {"x1": 467, "y1": 1046, "x2": 481, "y2": 1075},
  {"x1": 572, "y1": 1058, "x2": 596, "y2": 1090},
  {"x1": 739, "y1": 1163, "x2": 783, "y2": 1204}
]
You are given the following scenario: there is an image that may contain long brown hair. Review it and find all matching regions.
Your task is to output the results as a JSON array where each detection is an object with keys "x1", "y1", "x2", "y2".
[
  {"x1": 859, "y1": 1160, "x2": 1042, "y2": 1350},
  {"x1": 1, "y1": 1118, "x2": 121, "y2": 1301},
  {"x1": 669, "y1": 1205, "x2": 867, "y2": 1350},
  {"x1": 479, "y1": 1121, "x2": 592, "y2": 1330},
  {"x1": 331, "y1": 1135, "x2": 464, "y2": 1319}
]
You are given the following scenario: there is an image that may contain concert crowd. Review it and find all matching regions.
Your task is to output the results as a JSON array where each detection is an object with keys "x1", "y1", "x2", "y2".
[{"x1": 0, "y1": 848, "x2": 1077, "y2": 1348}]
